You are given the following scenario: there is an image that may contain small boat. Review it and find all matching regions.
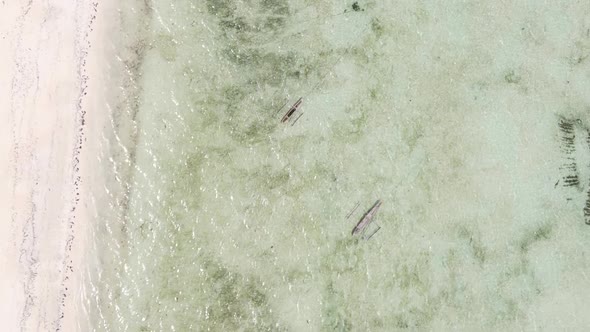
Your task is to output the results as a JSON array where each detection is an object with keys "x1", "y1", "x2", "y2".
[
  {"x1": 281, "y1": 97, "x2": 303, "y2": 123},
  {"x1": 352, "y1": 199, "x2": 382, "y2": 235}
]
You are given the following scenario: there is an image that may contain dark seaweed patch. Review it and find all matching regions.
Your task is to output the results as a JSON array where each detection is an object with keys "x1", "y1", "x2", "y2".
[
  {"x1": 518, "y1": 223, "x2": 552, "y2": 253},
  {"x1": 585, "y1": 129, "x2": 590, "y2": 225},
  {"x1": 205, "y1": 0, "x2": 236, "y2": 18},
  {"x1": 558, "y1": 118, "x2": 580, "y2": 190},
  {"x1": 457, "y1": 226, "x2": 487, "y2": 264},
  {"x1": 352, "y1": 2, "x2": 363, "y2": 12},
  {"x1": 504, "y1": 69, "x2": 521, "y2": 84},
  {"x1": 263, "y1": 16, "x2": 286, "y2": 30},
  {"x1": 259, "y1": 0, "x2": 289, "y2": 15},
  {"x1": 207, "y1": 0, "x2": 290, "y2": 42},
  {"x1": 370, "y1": 17, "x2": 384, "y2": 38},
  {"x1": 563, "y1": 175, "x2": 580, "y2": 187},
  {"x1": 202, "y1": 265, "x2": 276, "y2": 331},
  {"x1": 584, "y1": 190, "x2": 590, "y2": 225},
  {"x1": 222, "y1": 46, "x2": 301, "y2": 84},
  {"x1": 321, "y1": 282, "x2": 354, "y2": 331},
  {"x1": 558, "y1": 118, "x2": 576, "y2": 153},
  {"x1": 149, "y1": 247, "x2": 282, "y2": 331},
  {"x1": 555, "y1": 117, "x2": 590, "y2": 224},
  {"x1": 226, "y1": 118, "x2": 275, "y2": 145},
  {"x1": 219, "y1": 16, "x2": 249, "y2": 32}
]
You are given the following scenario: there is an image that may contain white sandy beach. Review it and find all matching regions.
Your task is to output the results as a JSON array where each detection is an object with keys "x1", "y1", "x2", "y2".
[{"x1": 1, "y1": 0, "x2": 113, "y2": 330}]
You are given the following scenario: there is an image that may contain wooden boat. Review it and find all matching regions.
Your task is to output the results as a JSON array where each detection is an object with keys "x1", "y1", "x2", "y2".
[
  {"x1": 281, "y1": 97, "x2": 303, "y2": 123},
  {"x1": 351, "y1": 200, "x2": 382, "y2": 235}
]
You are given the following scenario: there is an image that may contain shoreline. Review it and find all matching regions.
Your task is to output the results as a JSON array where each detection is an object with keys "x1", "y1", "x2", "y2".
[{"x1": 0, "y1": 0, "x2": 113, "y2": 330}]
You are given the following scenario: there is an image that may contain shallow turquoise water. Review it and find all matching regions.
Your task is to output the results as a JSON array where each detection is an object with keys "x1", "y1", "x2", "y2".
[{"x1": 87, "y1": 1, "x2": 590, "y2": 331}]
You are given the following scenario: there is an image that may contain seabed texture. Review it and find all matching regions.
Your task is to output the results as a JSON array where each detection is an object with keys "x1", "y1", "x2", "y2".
[{"x1": 87, "y1": 1, "x2": 590, "y2": 331}]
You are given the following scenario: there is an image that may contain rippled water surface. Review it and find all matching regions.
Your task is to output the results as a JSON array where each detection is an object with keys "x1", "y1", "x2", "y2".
[{"x1": 86, "y1": 1, "x2": 590, "y2": 331}]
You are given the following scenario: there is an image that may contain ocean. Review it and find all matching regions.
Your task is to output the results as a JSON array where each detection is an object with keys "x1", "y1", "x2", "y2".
[{"x1": 85, "y1": 0, "x2": 590, "y2": 331}]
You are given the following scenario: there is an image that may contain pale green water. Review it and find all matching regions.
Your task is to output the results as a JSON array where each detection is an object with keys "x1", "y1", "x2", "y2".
[{"x1": 87, "y1": 1, "x2": 590, "y2": 331}]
